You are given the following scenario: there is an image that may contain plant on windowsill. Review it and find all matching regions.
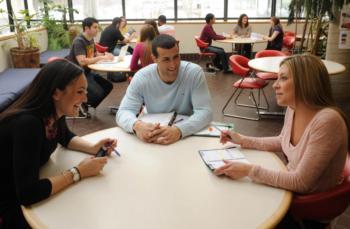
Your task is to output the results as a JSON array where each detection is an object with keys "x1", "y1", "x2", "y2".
[{"x1": 0, "y1": 0, "x2": 40, "y2": 68}]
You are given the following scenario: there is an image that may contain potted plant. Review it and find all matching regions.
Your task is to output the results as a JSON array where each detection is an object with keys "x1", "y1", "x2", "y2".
[{"x1": 0, "y1": 0, "x2": 40, "y2": 68}]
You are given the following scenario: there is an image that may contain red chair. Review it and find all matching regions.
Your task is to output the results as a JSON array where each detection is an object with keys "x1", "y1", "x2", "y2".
[
  {"x1": 222, "y1": 55, "x2": 269, "y2": 121},
  {"x1": 282, "y1": 35, "x2": 296, "y2": 55},
  {"x1": 194, "y1": 36, "x2": 217, "y2": 73},
  {"x1": 254, "y1": 50, "x2": 287, "y2": 80},
  {"x1": 284, "y1": 31, "x2": 296, "y2": 37},
  {"x1": 290, "y1": 157, "x2": 350, "y2": 228},
  {"x1": 95, "y1": 42, "x2": 108, "y2": 53}
]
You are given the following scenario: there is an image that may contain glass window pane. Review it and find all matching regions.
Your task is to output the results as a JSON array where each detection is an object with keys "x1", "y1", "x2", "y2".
[
  {"x1": 27, "y1": 0, "x2": 43, "y2": 19},
  {"x1": 276, "y1": 0, "x2": 292, "y2": 18},
  {"x1": 228, "y1": 0, "x2": 271, "y2": 18},
  {"x1": 0, "y1": 0, "x2": 10, "y2": 34},
  {"x1": 178, "y1": 0, "x2": 224, "y2": 19},
  {"x1": 11, "y1": 0, "x2": 25, "y2": 19},
  {"x1": 73, "y1": 0, "x2": 123, "y2": 20},
  {"x1": 125, "y1": 0, "x2": 174, "y2": 20}
]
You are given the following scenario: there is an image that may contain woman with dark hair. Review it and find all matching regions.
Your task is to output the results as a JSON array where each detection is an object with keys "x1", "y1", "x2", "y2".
[
  {"x1": 264, "y1": 16, "x2": 284, "y2": 50},
  {"x1": 232, "y1": 13, "x2": 252, "y2": 58},
  {"x1": 0, "y1": 60, "x2": 117, "y2": 228},
  {"x1": 100, "y1": 17, "x2": 135, "y2": 55},
  {"x1": 130, "y1": 24, "x2": 156, "y2": 71},
  {"x1": 145, "y1": 19, "x2": 160, "y2": 35}
]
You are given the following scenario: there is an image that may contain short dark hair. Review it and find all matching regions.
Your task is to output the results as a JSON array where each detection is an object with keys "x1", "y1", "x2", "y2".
[
  {"x1": 151, "y1": 34, "x2": 177, "y2": 58},
  {"x1": 158, "y1": 15, "x2": 166, "y2": 24},
  {"x1": 82, "y1": 17, "x2": 98, "y2": 31},
  {"x1": 205, "y1": 13, "x2": 214, "y2": 23}
]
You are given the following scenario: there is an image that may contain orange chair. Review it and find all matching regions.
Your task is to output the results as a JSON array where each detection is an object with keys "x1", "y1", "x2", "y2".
[
  {"x1": 254, "y1": 50, "x2": 287, "y2": 80},
  {"x1": 284, "y1": 31, "x2": 296, "y2": 37},
  {"x1": 194, "y1": 36, "x2": 217, "y2": 73},
  {"x1": 95, "y1": 42, "x2": 109, "y2": 53},
  {"x1": 290, "y1": 158, "x2": 350, "y2": 228},
  {"x1": 222, "y1": 55, "x2": 269, "y2": 121}
]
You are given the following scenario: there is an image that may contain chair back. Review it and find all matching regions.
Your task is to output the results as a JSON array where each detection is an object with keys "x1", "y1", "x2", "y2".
[
  {"x1": 291, "y1": 156, "x2": 350, "y2": 221},
  {"x1": 283, "y1": 35, "x2": 296, "y2": 50},
  {"x1": 195, "y1": 36, "x2": 209, "y2": 49},
  {"x1": 284, "y1": 31, "x2": 296, "y2": 37},
  {"x1": 229, "y1": 55, "x2": 250, "y2": 77},
  {"x1": 255, "y1": 50, "x2": 286, "y2": 58},
  {"x1": 95, "y1": 42, "x2": 108, "y2": 53}
]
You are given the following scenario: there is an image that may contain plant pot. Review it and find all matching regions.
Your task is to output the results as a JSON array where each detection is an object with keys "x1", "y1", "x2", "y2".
[{"x1": 10, "y1": 47, "x2": 40, "y2": 68}]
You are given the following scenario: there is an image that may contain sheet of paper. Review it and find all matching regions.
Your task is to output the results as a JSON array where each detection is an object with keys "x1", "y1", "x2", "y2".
[{"x1": 194, "y1": 122, "x2": 234, "y2": 137}]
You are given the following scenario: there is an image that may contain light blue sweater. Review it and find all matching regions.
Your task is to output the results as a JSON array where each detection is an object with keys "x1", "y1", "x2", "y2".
[{"x1": 116, "y1": 61, "x2": 212, "y2": 137}]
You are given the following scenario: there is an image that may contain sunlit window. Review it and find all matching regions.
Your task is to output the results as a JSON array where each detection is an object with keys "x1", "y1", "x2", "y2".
[
  {"x1": 0, "y1": 0, "x2": 10, "y2": 34},
  {"x1": 73, "y1": 0, "x2": 123, "y2": 20},
  {"x1": 275, "y1": 0, "x2": 292, "y2": 18},
  {"x1": 125, "y1": 0, "x2": 174, "y2": 20},
  {"x1": 178, "y1": 0, "x2": 224, "y2": 19},
  {"x1": 228, "y1": 0, "x2": 271, "y2": 18}
]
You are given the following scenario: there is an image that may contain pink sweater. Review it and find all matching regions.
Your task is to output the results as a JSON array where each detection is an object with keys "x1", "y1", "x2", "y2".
[
  {"x1": 130, "y1": 42, "x2": 153, "y2": 71},
  {"x1": 244, "y1": 108, "x2": 348, "y2": 194}
]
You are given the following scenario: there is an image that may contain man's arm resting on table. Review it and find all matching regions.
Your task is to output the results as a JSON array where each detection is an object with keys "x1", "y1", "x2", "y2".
[{"x1": 76, "y1": 54, "x2": 113, "y2": 66}]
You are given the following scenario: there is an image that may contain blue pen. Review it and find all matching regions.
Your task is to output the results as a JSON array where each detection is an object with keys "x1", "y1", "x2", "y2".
[{"x1": 106, "y1": 141, "x2": 121, "y2": 157}]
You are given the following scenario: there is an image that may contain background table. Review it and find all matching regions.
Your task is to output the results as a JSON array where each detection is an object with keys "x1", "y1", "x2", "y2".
[
  {"x1": 22, "y1": 127, "x2": 291, "y2": 229},
  {"x1": 216, "y1": 37, "x2": 266, "y2": 54},
  {"x1": 248, "y1": 56, "x2": 346, "y2": 75},
  {"x1": 88, "y1": 55, "x2": 132, "y2": 72}
]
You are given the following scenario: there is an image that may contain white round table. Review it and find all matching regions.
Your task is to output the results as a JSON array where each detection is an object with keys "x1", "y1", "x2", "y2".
[
  {"x1": 216, "y1": 36, "x2": 267, "y2": 54},
  {"x1": 22, "y1": 127, "x2": 291, "y2": 229},
  {"x1": 248, "y1": 56, "x2": 346, "y2": 75}
]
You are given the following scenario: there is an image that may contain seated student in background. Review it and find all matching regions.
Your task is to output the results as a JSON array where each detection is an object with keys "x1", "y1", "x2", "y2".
[
  {"x1": 117, "y1": 34, "x2": 212, "y2": 145},
  {"x1": 0, "y1": 60, "x2": 117, "y2": 229},
  {"x1": 264, "y1": 16, "x2": 284, "y2": 51},
  {"x1": 215, "y1": 54, "x2": 348, "y2": 193},
  {"x1": 157, "y1": 15, "x2": 175, "y2": 37},
  {"x1": 67, "y1": 17, "x2": 113, "y2": 110},
  {"x1": 145, "y1": 19, "x2": 160, "y2": 35},
  {"x1": 232, "y1": 13, "x2": 252, "y2": 58},
  {"x1": 99, "y1": 17, "x2": 135, "y2": 56},
  {"x1": 200, "y1": 13, "x2": 231, "y2": 73},
  {"x1": 130, "y1": 24, "x2": 156, "y2": 71}
]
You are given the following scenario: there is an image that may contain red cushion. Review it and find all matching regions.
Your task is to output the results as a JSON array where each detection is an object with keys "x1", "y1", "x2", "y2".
[
  {"x1": 256, "y1": 72, "x2": 278, "y2": 80},
  {"x1": 199, "y1": 52, "x2": 216, "y2": 57},
  {"x1": 233, "y1": 77, "x2": 268, "y2": 89}
]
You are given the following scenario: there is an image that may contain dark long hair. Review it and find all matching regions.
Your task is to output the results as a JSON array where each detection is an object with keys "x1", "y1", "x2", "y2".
[
  {"x1": 0, "y1": 59, "x2": 84, "y2": 122},
  {"x1": 145, "y1": 19, "x2": 160, "y2": 35},
  {"x1": 238, "y1": 14, "x2": 249, "y2": 28}
]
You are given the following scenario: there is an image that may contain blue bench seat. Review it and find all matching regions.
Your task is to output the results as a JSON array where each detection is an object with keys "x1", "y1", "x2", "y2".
[{"x1": 40, "y1": 49, "x2": 70, "y2": 65}]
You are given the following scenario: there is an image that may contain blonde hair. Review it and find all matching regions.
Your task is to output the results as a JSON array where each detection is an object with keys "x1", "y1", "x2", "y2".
[{"x1": 281, "y1": 54, "x2": 350, "y2": 150}]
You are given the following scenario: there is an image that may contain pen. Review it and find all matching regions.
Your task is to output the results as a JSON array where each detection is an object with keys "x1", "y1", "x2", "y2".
[
  {"x1": 168, "y1": 111, "x2": 177, "y2": 126},
  {"x1": 106, "y1": 141, "x2": 121, "y2": 157},
  {"x1": 173, "y1": 118, "x2": 184, "y2": 124}
]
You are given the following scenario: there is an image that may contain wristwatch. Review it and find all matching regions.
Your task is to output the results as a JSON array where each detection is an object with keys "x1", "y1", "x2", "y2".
[{"x1": 69, "y1": 167, "x2": 81, "y2": 183}]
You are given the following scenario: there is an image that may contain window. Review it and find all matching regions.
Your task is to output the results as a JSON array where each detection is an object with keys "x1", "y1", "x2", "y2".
[
  {"x1": 10, "y1": 0, "x2": 25, "y2": 19},
  {"x1": 0, "y1": 0, "x2": 10, "y2": 34},
  {"x1": 125, "y1": 0, "x2": 174, "y2": 20},
  {"x1": 27, "y1": 0, "x2": 43, "y2": 19},
  {"x1": 178, "y1": 0, "x2": 224, "y2": 19},
  {"x1": 227, "y1": 0, "x2": 272, "y2": 18},
  {"x1": 275, "y1": 0, "x2": 292, "y2": 18},
  {"x1": 73, "y1": 0, "x2": 123, "y2": 20}
]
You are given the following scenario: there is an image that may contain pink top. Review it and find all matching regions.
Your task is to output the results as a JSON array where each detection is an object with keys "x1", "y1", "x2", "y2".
[
  {"x1": 244, "y1": 107, "x2": 348, "y2": 194},
  {"x1": 130, "y1": 42, "x2": 153, "y2": 71}
]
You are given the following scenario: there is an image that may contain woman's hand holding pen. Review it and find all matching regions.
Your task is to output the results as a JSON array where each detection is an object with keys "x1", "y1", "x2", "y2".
[
  {"x1": 93, "y1": 138, "x2": 117, "y2": 156},
  {"x1": 220, "y1": 130, "x2": 243, "y2": 145}
]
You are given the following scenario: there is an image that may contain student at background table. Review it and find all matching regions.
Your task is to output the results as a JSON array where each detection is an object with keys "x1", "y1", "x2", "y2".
[
  {"x1": 215, "y1": 54, "x2": 349, "y2": 228},
  {"x1": 0, "y1": 60, "x2": 117, "y2": 228},
  {"x1": 117, "y1": 34, "x2": 212, "y2": 145},
  {"x1": 200, "y1": 13, "x2": 231, "y2": 73},
  {"x1": 264, "y1": 16, "x2": 284, "y2": 51},
  {"x1": 99, "y1": 17, "x2": 135, "y2": 56},
  {"x1": 145, "y1": 19, "x2": 160, "y2": 35},
  {"x1": 232, "y1": 13, "x2": 252, "y2": 58},
  {"x1": 130, "y1": 24, "x2": 156, "y2": 71}
]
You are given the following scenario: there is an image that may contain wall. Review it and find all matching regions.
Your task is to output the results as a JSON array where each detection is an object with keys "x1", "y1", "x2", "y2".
[{"x1": 0, "y1": 20, "x2": 303, "y2": 71}]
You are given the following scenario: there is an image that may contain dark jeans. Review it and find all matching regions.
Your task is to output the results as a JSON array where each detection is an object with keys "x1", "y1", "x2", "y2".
[
  {"x1": 235, "y1": 44, "x2": 252, "y2": 58},
  {"x1": 204, "y1": 45, "x2": 229, "y2": 71},
  {"x1": 1, "y1": 204, "x2": 31, "y2": 229},
  {"x1": 277, "y1": 211, "x2": 329, "y2": 229},
  {"x1": 86, "y1": 72, "x2": 113, "y2": 108}
]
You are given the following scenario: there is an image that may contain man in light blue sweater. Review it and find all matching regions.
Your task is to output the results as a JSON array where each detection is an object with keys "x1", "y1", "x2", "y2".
[{"x1": 116, "y1": 34, "x2": 212, "y2": 144}]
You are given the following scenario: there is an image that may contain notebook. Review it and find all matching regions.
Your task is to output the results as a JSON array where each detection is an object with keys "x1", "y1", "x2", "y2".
[
  {"x1": 97, "y1": 44, "x2": 129, "y2": 64},
  {"x1": 193, "y1": 122, "x2": 234, "y2": 137},
  {"x1": 199, "y1": 147, "x2": 249, "y2": 170}
]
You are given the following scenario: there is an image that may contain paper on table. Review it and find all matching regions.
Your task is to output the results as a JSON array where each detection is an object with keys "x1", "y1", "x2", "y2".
[
  {"x1": 250, "y1": 32, "x2": 264, "y2": 40},
  {"x1": 193, "y1": 122, "x2": 234, "y2": 137},
  {"x1": 199, "y1": 147, "x2": 249, "y2": 170},
  {"x1": 138, "y1": 113, "x2": 189, "y2": 126}
]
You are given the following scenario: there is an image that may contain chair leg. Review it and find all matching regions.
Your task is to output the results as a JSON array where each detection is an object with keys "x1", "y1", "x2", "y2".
[
  {"x1": 235, "y1": 89, "x2": 269, "y2": 110},
  {"x1": 222, "y1": 88, "x2": 262, "y2": 121}
]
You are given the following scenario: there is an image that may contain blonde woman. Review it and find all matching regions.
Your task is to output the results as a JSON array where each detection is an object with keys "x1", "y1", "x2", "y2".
[{"x1": 216, "y1": 54, "x2": 349, "y2": 195}]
